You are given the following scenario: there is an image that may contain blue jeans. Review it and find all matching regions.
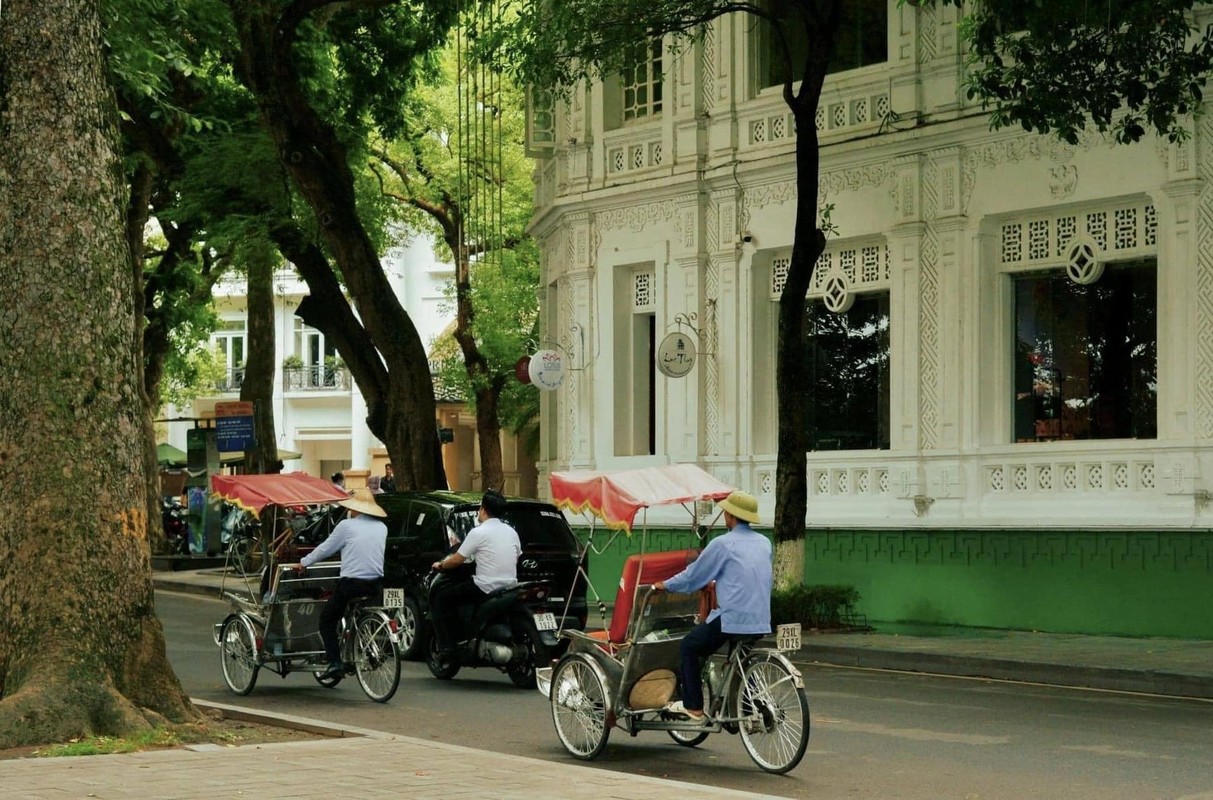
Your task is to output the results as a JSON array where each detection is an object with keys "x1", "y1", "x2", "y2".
[{"x1": 678, "y1": 616, "x2": 731, "y2": 713}]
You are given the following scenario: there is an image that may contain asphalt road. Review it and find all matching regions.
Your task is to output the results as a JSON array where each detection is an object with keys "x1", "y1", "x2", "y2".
[{"x1": 159, "y1": 590, "x2": 1213, "y2": 800}]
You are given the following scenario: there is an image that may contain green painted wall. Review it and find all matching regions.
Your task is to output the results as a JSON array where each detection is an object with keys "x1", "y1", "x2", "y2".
[{"x1": 575, "y1": 527, "x2": 1213, "y2": 639}]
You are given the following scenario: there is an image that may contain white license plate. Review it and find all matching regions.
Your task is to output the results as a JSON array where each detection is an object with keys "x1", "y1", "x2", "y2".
[
  {"x1": 533, "y1": 612, "x2": 557, "y2": 631},
  {"x1": 776, "y1": 623, "x2": 802, "y2": 652},
  {"x1": 382, "y1": 588, "x2": 404, "y2": 609}
]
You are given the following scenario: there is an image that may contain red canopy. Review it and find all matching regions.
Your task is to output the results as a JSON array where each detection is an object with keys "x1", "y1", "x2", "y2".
[
  {"x1": 549, "y1": 464, "x2": 735, "y2": 533},
  {"x1": 210, "y1": 472, "x2": 349, "y2": 518}
]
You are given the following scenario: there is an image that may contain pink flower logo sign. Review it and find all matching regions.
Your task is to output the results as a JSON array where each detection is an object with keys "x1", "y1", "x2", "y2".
[{"x1": 527, "y1": 349, "x2": 565, "y2": 390}]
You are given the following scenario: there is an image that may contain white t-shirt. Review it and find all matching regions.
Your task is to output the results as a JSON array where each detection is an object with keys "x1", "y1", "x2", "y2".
[{"x1": 457, "y1": 516, "x2": 521, "y2": 593}]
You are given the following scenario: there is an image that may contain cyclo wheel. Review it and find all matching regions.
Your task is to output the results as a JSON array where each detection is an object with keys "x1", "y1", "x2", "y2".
[
  {"x1": 219, "y1": 616, "x2": 260, "y2": 695},
  {"x1": 550, "y1": 655, "x2": 610, "y2": 760},
  {"x1": 354, "y1": 612, "x2": 401, "y2": 703},
  {"x1": 669, "y1": 667, "x2": 713, "y2": 747},
  {"x1": 734, "y1": 652, "x2": 810, "y2": 774}
]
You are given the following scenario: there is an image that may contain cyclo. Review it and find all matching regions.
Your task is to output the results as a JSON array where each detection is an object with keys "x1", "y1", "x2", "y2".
[
  {"x1": 537, "y1": 465, "x2": 809, "y2": 774},
  {"x1": 210, "y1": 473, "x2": 403, "y2": 703}
]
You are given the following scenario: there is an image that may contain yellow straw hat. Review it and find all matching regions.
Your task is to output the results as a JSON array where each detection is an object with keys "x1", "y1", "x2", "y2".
[
  {"x1": 339, "y1": 487, "x2": 387, "y2": 518},
  {"x1": 717, "y1": 490, "x2": 760, "y2": 524}
]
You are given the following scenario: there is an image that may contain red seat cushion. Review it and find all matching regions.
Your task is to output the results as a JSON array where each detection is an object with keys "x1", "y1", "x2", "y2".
[{"x1": 607, "y1": 550, "x2": 699, "y2": 644}]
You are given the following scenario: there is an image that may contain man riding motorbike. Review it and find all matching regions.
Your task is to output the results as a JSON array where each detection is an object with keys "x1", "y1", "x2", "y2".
[{"x1": 429, "y1": 489, "x2": 521, "y2": 658}]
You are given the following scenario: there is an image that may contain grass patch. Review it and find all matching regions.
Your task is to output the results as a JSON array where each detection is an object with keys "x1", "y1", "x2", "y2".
[{"x1": 36, "y1": 729, "x2": 183, "y2": 757}]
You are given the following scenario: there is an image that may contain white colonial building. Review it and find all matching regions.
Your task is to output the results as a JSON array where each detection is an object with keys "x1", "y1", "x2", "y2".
[{"x1": 527, "y1": 2, "x2": 1213, "y2": 636}]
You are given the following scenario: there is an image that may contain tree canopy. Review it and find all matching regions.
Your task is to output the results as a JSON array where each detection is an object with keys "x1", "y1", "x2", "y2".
[{"x1": 955, "y1": 0, "x2": 1213, "y2": 145}]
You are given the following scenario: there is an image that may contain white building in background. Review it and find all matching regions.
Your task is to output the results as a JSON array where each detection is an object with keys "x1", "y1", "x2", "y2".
[
  {"x1": 527, "y1": 0, "x2": 1213, "y2": 531},
  {"x1": 526, "y1": 0, "x2": 1213, "y2": 638},
  {"x1": 165, "y1": 235, "x2": 454, "y2": 480}
]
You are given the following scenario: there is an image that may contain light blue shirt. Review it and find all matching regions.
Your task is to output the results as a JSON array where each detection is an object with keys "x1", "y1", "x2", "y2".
[
  {"x1": 301, "y1": 514, "x2": 386, "y2": 580},
  {"x1": 664, "y1": 523, "x2": 772, "y2": 635}
]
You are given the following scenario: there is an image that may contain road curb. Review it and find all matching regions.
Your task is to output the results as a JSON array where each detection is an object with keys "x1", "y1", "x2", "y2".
[
  {"x1": 799, "y1": 644, "x2": 1213, "y2": 700},
  {"x1": 192, "y1": 698, "x2": 395, "y2": 741}
]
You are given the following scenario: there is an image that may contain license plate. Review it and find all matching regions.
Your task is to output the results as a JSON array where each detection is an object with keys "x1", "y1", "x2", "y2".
[
  {"x1": 533, "y1": 612, "x2": 557, "y2": 631},
  {"x1": 776, "y1": 623, "x2": 802, "y2": 652},
  {"x1": 382, "y1": 588, "x2": 404, "y2": 609}
]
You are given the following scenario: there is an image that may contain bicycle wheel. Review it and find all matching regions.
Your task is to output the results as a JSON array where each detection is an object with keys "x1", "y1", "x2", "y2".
[
  {"x1": 354, "y1": 613, "x2": 401, "y2": 702},
  {"x1": 735, "y1": 653, "x2": 810, "y2": 774},
  {"x1": 668, "y1": 729, "x2": 710, "y2": 747},
  {"x1": 550, "y1": 655, "x2": 610, "y2": 760},
  {"x1": 219, "y1": 616, "x2": 260, "y2": 695}
]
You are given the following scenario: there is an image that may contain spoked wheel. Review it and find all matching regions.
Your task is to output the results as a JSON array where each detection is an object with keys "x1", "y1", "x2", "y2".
[
  {"x1": 426, "y1": 632, "x2": 460, "y2": 680},
  {"x1": 219, "y1": 616, "x2": 260, "y2": 695},
  {"x1": 735, "y1": 654, "x2": 810, "y2": 774},
  {"x1": 506, "y1": 619, "x2": 548, "y2": 689},
  {"x1": 394, "y1": 597, "x2": 425, "y2": 660},
  {"x1": 354, "y1": 613, "x2": 401, "y2": 702},
  {"x1": 229, "y1": 536, "x2": 262, "y2": 578},
  {"x1": 668, "y1": 729, "x2": 710, "y2": 747},
  {"x1": 550, "y1": 655, "x2": 610, "y2": 760}
]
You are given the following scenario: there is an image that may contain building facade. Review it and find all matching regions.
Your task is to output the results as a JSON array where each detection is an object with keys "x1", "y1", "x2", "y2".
[{"x1": 528, "y1": 2, "x2": 1213, "y2": 637}]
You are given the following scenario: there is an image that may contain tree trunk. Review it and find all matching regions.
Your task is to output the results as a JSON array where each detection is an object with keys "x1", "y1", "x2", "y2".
[
  {"x1": 241, "y1": 241, "x2": 280, "y2": 474},
  {"x1": 772, "y1": 18, "x2": 833, "y2": 587},
  {"x1": 0, "y1": 0, "x2": 195, "y2": 747},
  {"x1": 474, "y1": 384, "x2": 506, "y2": 491},
  {"x1": 228, "y1": 2, "x2": 444, "y2": 490}
]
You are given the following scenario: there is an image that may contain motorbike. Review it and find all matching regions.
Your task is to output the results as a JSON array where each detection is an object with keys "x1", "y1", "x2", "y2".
[
  {"x1": 422, "y1": 569, "x2": 559, "y2": 689},
  {"x1": 161, "y1": 496, "x2": 189, "y2": 555}
]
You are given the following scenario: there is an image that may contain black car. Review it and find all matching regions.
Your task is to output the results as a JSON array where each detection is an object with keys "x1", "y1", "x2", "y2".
[{"x1": 374, "y1": 490, "x2": 588, "y2": 660}]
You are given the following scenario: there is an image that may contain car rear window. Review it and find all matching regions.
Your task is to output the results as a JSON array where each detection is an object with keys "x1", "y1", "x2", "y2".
[
  {"x1": 447, "y1": 503, "x2": 577, "y2": 551},
  {"x1": 505, "y1": 504, "x2": 578, "y2": 550}
]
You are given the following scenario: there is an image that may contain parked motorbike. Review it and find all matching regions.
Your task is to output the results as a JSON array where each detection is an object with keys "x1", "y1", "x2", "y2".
[
  {"x1": 422, "y1": 569, "x2": 558, "y2": 689},
  {"x1": 161, "y1": 496, "x2": 189, "y2": 555}
]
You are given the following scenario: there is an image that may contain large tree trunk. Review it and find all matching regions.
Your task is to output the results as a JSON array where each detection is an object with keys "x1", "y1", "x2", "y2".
[
  {"x1": 0, "y1": 0, "x2": 195, "y2": 747},
  {"x1": 473, "y1": 385, "x2": 506, "y2": 491},
  {"x1": 241, "y1": 241, "x2": 280, "y2": 474},
  {"x1": 227, "y1": 2, "x2": 444, "y2": 490}
]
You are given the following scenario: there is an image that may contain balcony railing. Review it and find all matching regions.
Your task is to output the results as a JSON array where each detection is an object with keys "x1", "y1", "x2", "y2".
[
  {"x1": 283, "y1": 366, "x2": 352, "y2": 392},
  {"x1": 215, "y1": 368, "x2": 245, "y2": 393}
]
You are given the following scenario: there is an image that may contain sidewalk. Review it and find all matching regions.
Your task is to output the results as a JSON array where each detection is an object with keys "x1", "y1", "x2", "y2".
[
  {"x1": 156, "y1": 567, "x2": 1213, "y2": 700},
  {"x1": 2, "y1": 701, "x2": 786, "y2": 800}
]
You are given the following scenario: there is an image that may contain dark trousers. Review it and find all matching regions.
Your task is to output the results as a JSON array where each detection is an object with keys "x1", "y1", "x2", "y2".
[
  {"x1": 320, "y1": 577, "x2": 380, "y2": 664},
  {"x1": 430, "y1": 576, "x2": 487, "y2": 652},
  {"x1": 678, "y1": 616, "x2": 732, "y2": 713}
]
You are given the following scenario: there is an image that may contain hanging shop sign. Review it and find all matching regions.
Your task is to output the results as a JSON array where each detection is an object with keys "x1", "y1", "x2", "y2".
[
  {"x1": 657, "y1": 332, "x2": 696, "y2": 378},
  {"x1": 528, "y1": 349, "x2": 565, "y2": 390}
]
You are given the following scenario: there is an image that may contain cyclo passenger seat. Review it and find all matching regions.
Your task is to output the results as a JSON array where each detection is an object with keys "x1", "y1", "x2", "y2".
[{"x1": 589, "y1": 549, "x2": 711, "y2": 654}]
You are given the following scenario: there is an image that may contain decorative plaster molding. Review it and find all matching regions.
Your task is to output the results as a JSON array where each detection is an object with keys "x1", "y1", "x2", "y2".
[
  {"x1": 917, "y1": 5, "x2": 937, "y2": 64},
  {"x1": 960, "y1": 129, "x2": 1107, "y2": 212},
  {"x1": 1195, "y1": 113, "x2": 1213, "y2": 437},
  {"x1": 1049, "y1": 164, "x2": 1078, "y2": 199},
  {"x1": 919, "y1": 159, "x2": 941, "y2": 449},
  {"x1": 596, "y1": 199, "x2": 679, "y2": 232}
]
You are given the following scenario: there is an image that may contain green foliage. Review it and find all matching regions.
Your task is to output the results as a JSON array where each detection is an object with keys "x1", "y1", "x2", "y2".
[
  {"x1": 503, "y1": 0, "x2": 731, "y2": 91},
  {"x1": 282, "y1": 354, "x2": 304, "y2": 370},
  {"x1": 945, "y1": 0, "x2": 1213, "y2": 144},
  {"x1": 160, "y1": 342, "x2": 226, "y2": 410},
  {"x1": 771, "y1": 584, "x2": 862, "y2": 630}
]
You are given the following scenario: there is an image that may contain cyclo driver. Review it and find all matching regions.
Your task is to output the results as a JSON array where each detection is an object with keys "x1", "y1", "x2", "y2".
[
  {"x1": 429, "y1": 489, "x2": 521, "y2": 658},
  {"x1": 292, "y1": 487, "x2": 388, "y2": 680}
]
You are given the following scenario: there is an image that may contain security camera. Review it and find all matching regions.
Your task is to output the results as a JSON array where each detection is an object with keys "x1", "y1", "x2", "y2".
[{"x1": 740, "y1": 231, "x2": 754, "y2": 244}]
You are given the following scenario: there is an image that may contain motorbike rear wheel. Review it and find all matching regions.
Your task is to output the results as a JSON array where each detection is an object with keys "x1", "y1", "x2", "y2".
[{"x1": 506, "y1": 618, "x2": 548, "y2": 689}]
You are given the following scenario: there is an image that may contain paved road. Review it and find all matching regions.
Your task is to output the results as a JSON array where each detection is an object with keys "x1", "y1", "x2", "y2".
[{"x1": 161, "y1": 590, "x2": 1213, "y2": 799}]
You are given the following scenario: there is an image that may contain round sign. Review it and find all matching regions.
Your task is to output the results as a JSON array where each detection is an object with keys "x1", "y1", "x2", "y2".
[
  {"x1": 657, "y1": 332, "x2": 696, "y2": 378},
  {"x1": 527, "y1": 349, "x2": 565, "y2": 390},
  {"x1": 514, "y1": 356, "x2": 532, "y2": 384}
]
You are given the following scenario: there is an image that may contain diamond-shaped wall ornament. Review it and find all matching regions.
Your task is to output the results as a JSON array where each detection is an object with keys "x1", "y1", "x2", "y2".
[
  {"x1": 1065, "y1": 236, "x2": 1104, "y2": 285},
  {"x1": 822, "y1": 274, "x2": 854, "y2": 313}
]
